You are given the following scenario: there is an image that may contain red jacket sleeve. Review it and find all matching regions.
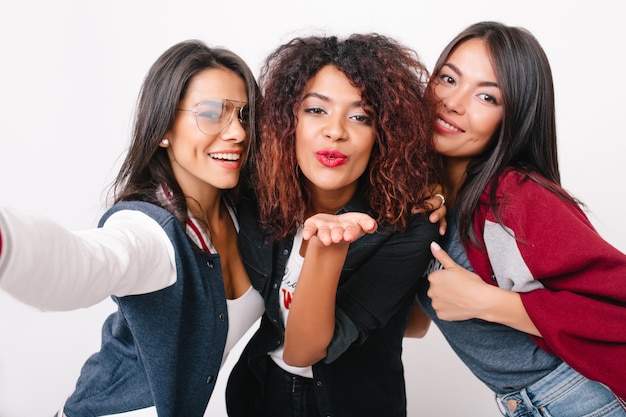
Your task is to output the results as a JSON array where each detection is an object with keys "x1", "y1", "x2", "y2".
[{"x1": 467, "y1": 170, "x2": 626, "y2": 398}]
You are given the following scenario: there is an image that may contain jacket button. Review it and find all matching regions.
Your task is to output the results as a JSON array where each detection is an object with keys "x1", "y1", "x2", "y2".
[
  {"x1": 282, "y1": 249, "x2": 289, "y2": 255},
  {"x1": 316, "y1": 380, "x2": 323, "y2": 387},
  {"x1": 491, "y1": 274, "x2": 497, "y2": 282},
  {"x1": 273, "y1": 283, "x2": 278, "y2": 289},
  {"x1": 219, "y1": 312, "x2": 225, "y2": 321},
  {"x1": 207, "y1": 261, "x2": 214, "y2": 268},
  {"x1": 206, "y1": 376, "x2": 214, "y2": 384}
]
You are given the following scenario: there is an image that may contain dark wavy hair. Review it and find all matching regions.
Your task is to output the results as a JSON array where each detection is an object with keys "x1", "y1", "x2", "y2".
[
  {"x1": 253, "y1": 33, "x2": 439, "y2": 240},
  {"x1": 109, "y1": 40, "x2": 260, "y2": 227},
  {"x1": 431, "y1": 21, "x2": 579, "y2": 247}
]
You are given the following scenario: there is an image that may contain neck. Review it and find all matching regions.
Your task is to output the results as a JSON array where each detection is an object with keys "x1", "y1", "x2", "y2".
[
  {"x1": 185, "y1": 188, "x2": 223, "y2": 226},
  {"x1": 304, "y1": 179, "x2": 357, "y2": 216},
  {"x1": 442, "y1": 157, "x2": 470, "y2": 208}
]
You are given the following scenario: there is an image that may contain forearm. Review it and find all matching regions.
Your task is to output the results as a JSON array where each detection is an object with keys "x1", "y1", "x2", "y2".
[
  {"x1": 481, "y1": 286, "x2": 542, "y2": 337},
  {"x1": 283, "y1": 236, "x2": 348, "y2": 366}
]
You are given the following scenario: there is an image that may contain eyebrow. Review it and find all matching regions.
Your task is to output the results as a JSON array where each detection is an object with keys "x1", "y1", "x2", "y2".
[
  {"x1": 443, "y1": 63, "x2": 499, "y2": 88},
  {"x1": 303, "y1": 92, "x2": 363, "y2": 107}
]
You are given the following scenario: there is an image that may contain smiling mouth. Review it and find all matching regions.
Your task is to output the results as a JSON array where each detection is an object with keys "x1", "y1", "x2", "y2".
[
  {"x1": 209, "y1": 152, "x2": 241, "y2": 161},
  {"x1": 436, "y1": 117, "x2": 464, "y2": 132}
]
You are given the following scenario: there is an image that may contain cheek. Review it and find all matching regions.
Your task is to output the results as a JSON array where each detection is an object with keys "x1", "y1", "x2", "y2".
[
  {"x1": 294, "y1": 135, "x2": 313, "y2": 175},
  {"x1": 432, "y1": 84, "x2": 446, "y2": 103},
  {"x1": 295, "y1": 127, "x2": 306, "y2": 156},
  {"x1": 354, "y1": 137, "x2": 375, "y2": 170},
  {"x1": 471, "y1": 111, "x2": 501, "y2": 142},
  {"x1": 432, "y1": 134, "x2": 446, "y2": 153}
]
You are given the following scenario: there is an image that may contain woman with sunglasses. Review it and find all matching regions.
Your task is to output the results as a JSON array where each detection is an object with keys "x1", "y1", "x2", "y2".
[
  {"x1": 0, "y1": 39, "x2": 264, "y2": 417},
  {"x1": 409, "y1": 21, "x2": 626, "y2": 416}
]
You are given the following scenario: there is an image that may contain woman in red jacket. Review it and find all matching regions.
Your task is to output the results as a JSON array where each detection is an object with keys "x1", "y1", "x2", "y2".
[{"x1": 410, "y1": 21, "x2": 626, "y2": 416}]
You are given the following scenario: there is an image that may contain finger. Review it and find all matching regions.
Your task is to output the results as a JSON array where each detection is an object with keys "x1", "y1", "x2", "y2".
[
  {"x1": 432, "y1": 193, "x2": 445, "y2": 207},
  {"x1": 430, "y1": 241, "x2": 458, "y2": 269},
  {"x1": 344, "y1": 220, "x2": 368, "y2": 241},
  {"x1": 424, "y1": 197, "x2": 439, "y2": 211},
  {"x1": 430, "y1": 183, "x2": 443, "y2": 195},
  {"x1": 355, "y1": 215, "x2": 377, "y2": 234},
  {"x1": 331, "y1": 225, "x2": 348, "y2": 243},
  {"x1": 302, "y1": 222, "x2": 318, "y2": 240},
  {"x1": 316, "y1": 226, "x2": 334, "y2": 246},
  {"x1": 428, "y1": 208, "x2": 447, "y2": 235},
  {"x1": 438, "y1": 217, "x2": 447, "y2": 236}
]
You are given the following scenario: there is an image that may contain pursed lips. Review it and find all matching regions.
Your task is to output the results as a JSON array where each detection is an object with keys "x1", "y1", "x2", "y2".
[{"x1": 315, "y1": 149, "x2": 348, "y2": 167}]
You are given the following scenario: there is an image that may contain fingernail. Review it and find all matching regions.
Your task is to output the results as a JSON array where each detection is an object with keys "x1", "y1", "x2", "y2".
[{"x1": 430, "y1": 241, "x2": 441, "y2": 251}]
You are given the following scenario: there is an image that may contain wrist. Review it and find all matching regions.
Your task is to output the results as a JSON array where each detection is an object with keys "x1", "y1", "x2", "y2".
[{"x1": 481, "y1": 286, "x2": 513, "y2": 323}]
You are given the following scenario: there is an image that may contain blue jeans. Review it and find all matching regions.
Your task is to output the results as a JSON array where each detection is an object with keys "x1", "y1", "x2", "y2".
[{"x1": 496, "y1": 362, "x2": 626, "y2": 417}]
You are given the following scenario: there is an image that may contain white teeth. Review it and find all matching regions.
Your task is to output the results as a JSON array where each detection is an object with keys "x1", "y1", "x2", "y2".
[
  {"x1": 437, "y1": 117, "x2": 462, "y2": 132},
  {"x1": 209, "y1": 153, "x2": 241, "y2": 161}
]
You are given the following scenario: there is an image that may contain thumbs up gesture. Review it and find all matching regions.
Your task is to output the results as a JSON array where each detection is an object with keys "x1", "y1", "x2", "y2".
[{"x1": 427, "y1": 241, "x2": 495, "y2": 321}]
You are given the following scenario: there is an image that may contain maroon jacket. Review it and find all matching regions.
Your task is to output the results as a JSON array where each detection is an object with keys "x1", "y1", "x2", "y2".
[{"x1": 465, "y1": 170, "x2": 626, "y2": 399}]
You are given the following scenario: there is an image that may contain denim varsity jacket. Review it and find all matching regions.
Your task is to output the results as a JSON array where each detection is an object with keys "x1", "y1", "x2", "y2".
[
  {"x1": 226, "y1": 189, "x2": 439, "y2": 417},
  {"x1": 63, "y1": 201, "x2": 228, "y2": 417}
]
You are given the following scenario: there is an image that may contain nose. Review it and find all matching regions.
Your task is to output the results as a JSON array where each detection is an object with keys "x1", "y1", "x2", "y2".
[
  {"x1": 441, "y1": 89, "x2": 466, "y2": 115},
  {"x1": 322, "y1": 113, "x2": 347, "y2": 141},
  {"x1": 220, "y1": 112, "x2": 247, "y2": 143}
]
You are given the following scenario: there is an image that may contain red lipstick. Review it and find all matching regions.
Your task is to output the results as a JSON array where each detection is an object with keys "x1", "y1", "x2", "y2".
[{"x1": 315, "y1": 149, "x2": 348, "y2": 167}]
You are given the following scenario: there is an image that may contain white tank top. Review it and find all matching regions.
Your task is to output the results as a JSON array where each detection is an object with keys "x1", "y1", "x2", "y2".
[
  {"x1": 268, "y1": 228, "x2": 313, "y2": 378},
  {"x1": 223, "y1": 285, "x2": 264, "y2": 364}
]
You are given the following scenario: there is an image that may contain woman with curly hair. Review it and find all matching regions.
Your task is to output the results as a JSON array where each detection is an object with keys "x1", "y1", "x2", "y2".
[{"x1": 225, "y1": 33, "x2": 441, "y2": 417}]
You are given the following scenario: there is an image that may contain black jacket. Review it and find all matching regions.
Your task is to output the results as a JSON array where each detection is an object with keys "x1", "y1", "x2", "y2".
[{"x1": 226, "y1": 190, "x2": 438, "y2": 417}]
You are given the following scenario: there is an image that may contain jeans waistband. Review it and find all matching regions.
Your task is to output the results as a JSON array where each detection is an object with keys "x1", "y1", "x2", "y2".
[{"x1": 496, "y1": 362, "x2": 584, "y2": 413}]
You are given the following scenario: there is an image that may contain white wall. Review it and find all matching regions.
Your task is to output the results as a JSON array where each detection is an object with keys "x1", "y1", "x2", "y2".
[{"x1": 0, "y1": 1, "x2": 624, "y2": 416}]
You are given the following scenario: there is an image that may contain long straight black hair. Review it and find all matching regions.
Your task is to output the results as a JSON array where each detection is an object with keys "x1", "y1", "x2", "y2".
[{"x1": 432, "y1": 21, "x2": 578, "y2": 247}]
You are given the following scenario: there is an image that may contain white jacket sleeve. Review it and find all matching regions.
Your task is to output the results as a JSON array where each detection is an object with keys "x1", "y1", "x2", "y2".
[{"x1": 0, "y1": 207, "x2": 176, "y2": 311}]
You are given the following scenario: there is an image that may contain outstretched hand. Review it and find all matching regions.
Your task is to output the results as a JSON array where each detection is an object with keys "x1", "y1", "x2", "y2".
[
  {"x1": 427, "y1": 241, "x2": 493, "y2": 321},
  {"x1": 302, "y1": 213, "x2": 377, "y2": 246}
]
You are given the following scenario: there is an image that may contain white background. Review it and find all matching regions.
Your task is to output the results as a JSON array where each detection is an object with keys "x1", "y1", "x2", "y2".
[{"x1": 1, "y1": 1, "x2": 624, "y2": 416}]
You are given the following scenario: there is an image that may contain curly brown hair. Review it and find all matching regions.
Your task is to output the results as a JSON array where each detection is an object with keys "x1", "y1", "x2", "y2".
[{"x1": 254, "y1": 33, "x2": 439, "y2": 240}]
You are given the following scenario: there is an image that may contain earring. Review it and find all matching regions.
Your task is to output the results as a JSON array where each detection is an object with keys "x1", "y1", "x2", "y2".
[{"x1": 160, "y1": 138, "x2": 170, "y2": 147}]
